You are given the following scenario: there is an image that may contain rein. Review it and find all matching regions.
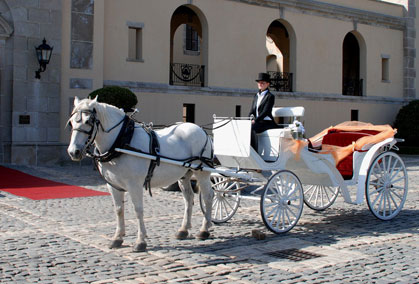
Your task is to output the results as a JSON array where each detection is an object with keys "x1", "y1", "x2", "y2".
[{"x1": 68, "y1": 108, "x2": 130, "y2": 161}]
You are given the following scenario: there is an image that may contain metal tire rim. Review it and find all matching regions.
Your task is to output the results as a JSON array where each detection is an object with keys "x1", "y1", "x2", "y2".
[
  {"x1": 366, "y1": 152, "x2": 408, "y2": 220},
  {"x1": 260, "y1": 170, "x2": 304, "y2": 234},
  {"x1": 200, "y1": 175, "x2": 241, "y2": 223}
]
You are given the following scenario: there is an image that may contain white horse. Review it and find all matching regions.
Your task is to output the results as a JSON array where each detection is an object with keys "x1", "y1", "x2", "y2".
[{"x1": 67, "y1": 97, "x2": 214, "y2": 252}]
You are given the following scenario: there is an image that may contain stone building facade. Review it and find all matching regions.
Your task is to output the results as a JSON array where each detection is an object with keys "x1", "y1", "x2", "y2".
[{"x1": 0, "y1": 0, "x2": 417, "y2": 165}]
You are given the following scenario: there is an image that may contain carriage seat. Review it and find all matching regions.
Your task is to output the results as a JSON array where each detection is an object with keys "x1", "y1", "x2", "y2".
[
  {"x1": 272, "y1": 106, "x2": 305, "y2": 126},
  {"x1": 257, "y1": 107, "x2": 305, "y2": 161},
  {"x1": 321, "y1": 129, "x2": 379, "y2": 179}
]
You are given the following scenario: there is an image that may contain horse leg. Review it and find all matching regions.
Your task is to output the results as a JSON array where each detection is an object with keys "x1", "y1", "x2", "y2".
[
  {"x1": 128, "y1": 186, "x2": 148, "y2": 252},
  {"x1": 175, "y1": 171, "x2": 194, "y2": 240},
  {"x1": 194, "y1": 171, "x2": 213, "y2": 240},
  {"x1": 108, "y1": 184, "x2": 126, "y2": 249}
]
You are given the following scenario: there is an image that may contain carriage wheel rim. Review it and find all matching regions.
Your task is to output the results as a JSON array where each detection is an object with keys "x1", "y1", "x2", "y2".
[
  {"x1": 261, "y1": 170, "x2": 304, "y2": 233},
  {"x1": 303, "y1": 185, "x2": 339, "y2": 211},
  {"x1": 366, "y1": 152, "x2": 408, "y2": 220},
  {"x1": 200, "y1": 175, "x2": 241, "y2": 223}
]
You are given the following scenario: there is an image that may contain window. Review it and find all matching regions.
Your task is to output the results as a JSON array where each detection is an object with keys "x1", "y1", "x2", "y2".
[
  {"x1": 381, "y1": 55, "x2": 390, "y2": 82},
  {"x1": 183, "y1": 104, "x2": 195, "y2": 123},
  {"x1": 127, "y1": 22, "x2": 144, "y2": 61},
  {"x1": 235, "y1": 105, "x2": 241, "y2": 117},
  {"x1": 351, "y1": 109, "x2": 359, "y2": 121},
  {"x1": 185, "y1": 24, "x2": 199, "y2": 52}
]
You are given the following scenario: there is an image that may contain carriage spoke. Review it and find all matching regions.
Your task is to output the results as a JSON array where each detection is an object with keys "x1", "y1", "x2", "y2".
[
  {"x1": 378, "y1": 190, "x2": 385, "y2": 215},
  {"x1": 307, "y1": 187, "x2": 316, "y2": 204},
  {"x1": 391, "y1": 185, "x2": 405, "y2": 191},
  {"x1": 388, "y1": 188, "x2": 403, "y2": 201},
  {"x1": 266, "y1": 203, "x2": 280, "y2": 219},
  {"x1": 389, "y1": 160, "x2": 401, "y2": 179},
  {"x1": 368, "y1": 185, "x2": 384, "y2": 196},
  {"x1": 270, "y1": 207, "x2": 281, "y2": 227},
  {"x1": 371, "y1": 190, "x2": 384, "y2": 208},
  {"x1": 386, "y1": 192, "x2": 393, "y2": 216},
  {"x1": 285, "y1": 205, "x2": 298, "y2": 219},
  {"x1": 389, "y1": 163, "x2": 402, "y2": 178},
  {"x1": 388, "y1": 189, "x2": 400, "y2": 209},
  {"x1": 390, "y1": 176, "x2": 405, "y2": 184},
  {"x1": 284, "y1": 208, "x2": 292, "y2": 226}
]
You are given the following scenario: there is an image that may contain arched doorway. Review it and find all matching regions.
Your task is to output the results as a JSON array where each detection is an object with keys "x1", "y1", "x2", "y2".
[
  {"x1": 170, "y1": 5, "x2": 208, "y2": 87},
  {"x1": 266, "y1": 20, "x2": 294, "y2": 92},
  {"x1": 342, "y1": 32, "x2": 363, "y2": 96}
]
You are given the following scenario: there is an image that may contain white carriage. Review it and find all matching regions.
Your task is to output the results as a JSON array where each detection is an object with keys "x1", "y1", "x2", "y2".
[
  {"x1": 68, "y1": 97, "x2": 409, "y2": 251},
  {"x1": 200, "y1": 107, "x2": 408, "y2": 234}
]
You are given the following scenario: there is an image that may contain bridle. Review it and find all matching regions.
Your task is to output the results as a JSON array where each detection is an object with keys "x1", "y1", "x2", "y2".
[{"x1": 67, "y1": 108, "x2": 125, "y2": 158}]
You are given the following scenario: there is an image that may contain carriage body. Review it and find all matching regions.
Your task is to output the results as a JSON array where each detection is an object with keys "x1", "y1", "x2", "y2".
[{"x1": 208, "y1": 107, "x2": 408, "y2": 233}]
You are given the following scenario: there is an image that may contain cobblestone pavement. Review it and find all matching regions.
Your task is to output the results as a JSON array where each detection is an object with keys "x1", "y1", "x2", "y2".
[{"x1": 1, "y1": 155, "x2": 418, "y2": 284}]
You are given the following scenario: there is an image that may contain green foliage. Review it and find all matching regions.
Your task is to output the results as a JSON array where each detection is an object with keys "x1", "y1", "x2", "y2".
[
  {"x1": 393, "y1": 100, "x2": 419, "y2": 147},
  {"x1": 88, "y1": 86, "x2": 138, "y2": 112}
]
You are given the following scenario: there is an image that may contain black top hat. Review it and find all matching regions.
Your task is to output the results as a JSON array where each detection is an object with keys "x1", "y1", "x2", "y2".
[{"x1": 255, "y1": 72, "x2": 271, "y2": 83}]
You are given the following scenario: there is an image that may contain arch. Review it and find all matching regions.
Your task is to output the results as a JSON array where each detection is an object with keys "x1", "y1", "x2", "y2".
[
  {"x1": 342, "y1": 31, "x2": 366, "y2": 96},
  {"x1": 170, "y1": 5, "x2": 208, "y2": 87},
  {"x1": 266, "y1": 19, "x2": 296, "y2": 92}
]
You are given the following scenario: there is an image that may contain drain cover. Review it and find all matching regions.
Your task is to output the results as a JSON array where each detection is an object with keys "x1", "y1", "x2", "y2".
[{"x1": 265, "y1": 248, "x2": 323, "y2": 261}]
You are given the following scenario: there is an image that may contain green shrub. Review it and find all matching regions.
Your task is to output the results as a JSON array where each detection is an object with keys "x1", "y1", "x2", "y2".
[
  {"x1": 88, "y1": 86, "x2": 138, "y2": 112},
  {"x1": 393, "y1": 100, "x2": 419, "y2": 147}
]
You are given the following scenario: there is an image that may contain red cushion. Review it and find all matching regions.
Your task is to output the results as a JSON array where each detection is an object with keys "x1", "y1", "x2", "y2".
[
  {"x1": 322, "y1": 129, "x2": 379, "y2": 179},
  {"x1": 322, "y1": 129, "x2": 379, "y2": 147}
]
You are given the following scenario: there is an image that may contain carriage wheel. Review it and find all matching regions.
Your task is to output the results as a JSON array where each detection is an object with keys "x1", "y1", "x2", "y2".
[
  {"x1": 199, "y1": 175, "x2": 241, "y2": 223},
  {"x1": 366, "y1": 151, "x2": 408, "y2": 220},
  {"x1": 260, "y1": 170, "x2": 304, "y2": 234},
  {"x1": 303, "y1": 185, "x2": 339, "y2": 211}
]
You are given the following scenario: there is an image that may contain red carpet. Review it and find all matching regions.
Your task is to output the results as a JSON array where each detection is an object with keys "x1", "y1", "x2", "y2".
[{"x1": 0, "y1": 166, "x2": 109, "y2": 200}]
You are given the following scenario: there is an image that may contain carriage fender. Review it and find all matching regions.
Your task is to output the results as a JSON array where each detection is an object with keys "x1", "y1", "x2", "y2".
[{"x1": 355, "y1": 137, "x2": 396, "y2": 204}]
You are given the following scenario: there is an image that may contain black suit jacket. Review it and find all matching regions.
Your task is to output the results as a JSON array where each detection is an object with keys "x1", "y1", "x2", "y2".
[{"x1": 248, "y1": 90, "x2": 275, "y2": 123}]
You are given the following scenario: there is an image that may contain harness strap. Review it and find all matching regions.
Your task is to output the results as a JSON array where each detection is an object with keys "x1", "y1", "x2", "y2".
[
  {"x1": 91, "y1": 116, "x2": 135, "y2": 162},
  {"x1": 142, "y1": 127, "x2": 160, "y2": 197}
]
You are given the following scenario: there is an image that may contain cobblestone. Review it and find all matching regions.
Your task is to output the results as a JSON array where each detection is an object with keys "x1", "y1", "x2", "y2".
[{"x1": 0, "y1": 155, "x2": 418, "y2": 283}]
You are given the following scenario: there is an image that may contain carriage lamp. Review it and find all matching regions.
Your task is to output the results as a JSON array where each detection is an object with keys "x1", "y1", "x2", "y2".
[{"x1": 35, "y1": 38, "x2": 53, "y2": 79}]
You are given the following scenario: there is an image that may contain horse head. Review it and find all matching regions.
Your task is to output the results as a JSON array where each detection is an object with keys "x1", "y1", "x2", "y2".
[{"x1": 67, "y1": 96, "x2": 100, "y2": 161}]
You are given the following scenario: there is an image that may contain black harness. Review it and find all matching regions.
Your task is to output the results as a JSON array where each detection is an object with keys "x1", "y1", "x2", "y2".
[{"x1": 91, "y1": 116, "x2": 135, "y2": 163}]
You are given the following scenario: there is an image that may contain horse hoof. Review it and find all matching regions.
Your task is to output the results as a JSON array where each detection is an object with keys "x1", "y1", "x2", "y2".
[
  {"x1": 175, "y1": 230, "x2": 189, "y2": 240},
  {"x1": 109, "y1": 239, "x2": 123, "y2": 249},
  {"x1": 196, "y1": 231, "x2": 210, "y2": 240},
  {"x1": 133, "y1": 242, "x2": 147, "y2": 252}
]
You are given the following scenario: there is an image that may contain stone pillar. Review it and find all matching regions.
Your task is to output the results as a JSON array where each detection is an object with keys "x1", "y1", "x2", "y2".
[
  {"x1": 404, "y1": 0, "x2": 416, "y2": 99},
  {"x1": 5, "y1": 0, "x2": 63, "y2": 165},
  {"x1": 0, "y1": 2, "x2": 13, "y2": 163}
]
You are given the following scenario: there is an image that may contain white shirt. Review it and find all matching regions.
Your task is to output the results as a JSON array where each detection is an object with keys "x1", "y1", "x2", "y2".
[{"x1": 256, "y1": 90, "x2": 272, "y2": 120}]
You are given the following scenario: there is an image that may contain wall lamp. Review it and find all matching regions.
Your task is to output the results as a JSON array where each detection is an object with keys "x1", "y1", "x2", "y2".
[{"x1": 35, "y1": 38, "x2": 53, "y2": 79}]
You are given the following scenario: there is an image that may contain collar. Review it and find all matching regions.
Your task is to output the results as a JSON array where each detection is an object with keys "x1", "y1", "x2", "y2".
[{"x1": 257, "y1": 89, "x2": 269, "y2": 96}]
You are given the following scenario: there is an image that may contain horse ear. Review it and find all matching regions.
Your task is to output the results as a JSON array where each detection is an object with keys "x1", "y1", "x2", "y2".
[
  {"x1": 74, "y1": 96, "x2": 79, "y2": 106},
  {"x1": 92, "y1": 96, "x2": 98, "y2": 103}
]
